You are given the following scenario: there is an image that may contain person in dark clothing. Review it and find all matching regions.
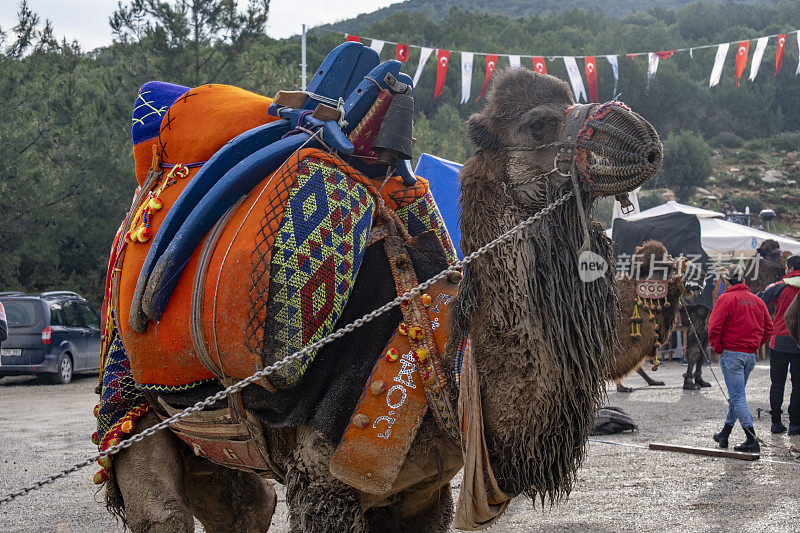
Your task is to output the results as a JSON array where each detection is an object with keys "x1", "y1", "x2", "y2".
[
  {"x1": 0, "y1": 302, "x2": 7, "y2": 349},
  {"x1": 708, "y1": 269, "x2": 773, "y2": 452},
  {"x1": 759, "y1": 255, "x2": 800, "y2": 435}
]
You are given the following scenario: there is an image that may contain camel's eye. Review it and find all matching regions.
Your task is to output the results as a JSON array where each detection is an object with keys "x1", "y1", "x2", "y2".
[{"x1": 529, "y1": 120, "x2": 546, "y2": 134}]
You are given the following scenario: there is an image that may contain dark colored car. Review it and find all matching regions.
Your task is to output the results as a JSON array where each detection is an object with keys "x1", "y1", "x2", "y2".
[{"x1": 0, "y1": 291, "x2": 101, "y2": 384}]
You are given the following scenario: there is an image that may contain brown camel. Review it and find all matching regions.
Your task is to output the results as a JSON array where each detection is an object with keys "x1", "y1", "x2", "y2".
[
  {"x1": 610, "y1": 240, "x2": 681, "y2": 392},
  {"x1": 107, "y1": 68, "x2": 661, "y2": 532}
]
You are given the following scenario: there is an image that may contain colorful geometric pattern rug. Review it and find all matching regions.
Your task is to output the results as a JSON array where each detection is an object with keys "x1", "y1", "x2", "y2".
[{"x1": 259, "y1": 157, "x2": 375, "y2": 388}]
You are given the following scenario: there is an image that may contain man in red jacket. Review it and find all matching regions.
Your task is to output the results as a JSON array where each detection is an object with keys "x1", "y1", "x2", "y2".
[
  {"x1": 759, "y1": 255, "x2": 800, "y2": 435},
  {"x1": 708, "y1": 268, "x2": 773, "y2": 452}
]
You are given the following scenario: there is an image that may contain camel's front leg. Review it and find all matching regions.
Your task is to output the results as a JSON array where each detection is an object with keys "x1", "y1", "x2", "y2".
[
  {"x1": 182, "y1": 454, "x2": 277, "y2": 532},
  {"x1": 112, "y1": 410, "x2": 195, "y2": 532},
  {"x1": 284, "y1": 427, "x2": 367, "y2": 532},
  {"x1": 636, "y1": 367, "x2": 664, "y2": 386}
]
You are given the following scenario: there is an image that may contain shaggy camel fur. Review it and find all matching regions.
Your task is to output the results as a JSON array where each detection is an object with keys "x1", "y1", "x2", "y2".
[
  {"x1": 109, "y1": 68, "x2": 659, "y2": 532},
  {"x1": 610, "y1": 240, "x2": 680, "y2": 393}
]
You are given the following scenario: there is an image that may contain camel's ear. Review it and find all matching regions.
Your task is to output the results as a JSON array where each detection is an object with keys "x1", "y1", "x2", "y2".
[{"x1": 467, "y1": 113, "x2": 502, "y2": 150}]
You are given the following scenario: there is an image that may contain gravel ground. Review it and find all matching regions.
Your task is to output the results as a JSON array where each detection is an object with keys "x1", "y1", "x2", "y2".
[{"x1": 0, "y1": 359, "x2": 798, "y2": 532}]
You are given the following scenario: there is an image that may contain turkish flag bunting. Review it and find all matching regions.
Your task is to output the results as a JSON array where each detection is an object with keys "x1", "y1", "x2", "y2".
[
  {"x1": 532, "y1": 56, "x2": 547, "y2": 75},
  {"x1": 346, "y1": 34, "x2": 360, "y2": 42},
  {"x1": 734, "y1": 40, "x2": 749, "y2": 86},
  {"x1": 584, "y1": 56, "x2": 599, "y2": 102},
  {"x1": 775, "y1": 33, "x2": 786, "y2": 76},
  {"x1": 627, "y1": 53, "x2": 638, "y2": 59},
  {"x1": 396, "y1": 44, "x2": 409, "y2": 62},
  {"x1": 655, "y1": 50, "x2": 676, "y2": 59},
  {"x1": 477, "y1": 54, "x2": 498, "y2": 101},
  {"x1": 434, "y1": 50, "x2": 450, "y2": 99}
]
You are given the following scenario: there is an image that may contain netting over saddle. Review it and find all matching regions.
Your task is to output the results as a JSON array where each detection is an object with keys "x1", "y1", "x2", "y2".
[{"x1": 249, "y1": 156, "x2": 375, "y2": 388}]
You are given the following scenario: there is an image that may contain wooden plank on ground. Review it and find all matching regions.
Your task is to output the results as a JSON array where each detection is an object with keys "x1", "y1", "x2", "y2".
[{"x1": 649, "y1": 442, "x2": 759, "y2": 461}]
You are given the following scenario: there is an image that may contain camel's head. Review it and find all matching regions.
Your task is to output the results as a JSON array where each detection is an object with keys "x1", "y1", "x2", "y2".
[{"x1": 467, "y1": 68, "x2": 662, "y2": 210}]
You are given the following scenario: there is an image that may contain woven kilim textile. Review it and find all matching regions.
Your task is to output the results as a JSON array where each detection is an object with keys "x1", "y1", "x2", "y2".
[
  {"x1": 395, "y1": 189, "x2": 458, "y2": 264},
  {"x1": 96, "y1": 324, "x2": 148, "y2": 447},
  {"x1": 260, "y1": 157, "x2": 375, "y2": 388}
]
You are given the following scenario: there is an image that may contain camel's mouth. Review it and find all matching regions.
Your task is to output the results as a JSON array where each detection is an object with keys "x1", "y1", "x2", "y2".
[{"x1": 572, "y1": 101, "x2": 662, "y2": 197}]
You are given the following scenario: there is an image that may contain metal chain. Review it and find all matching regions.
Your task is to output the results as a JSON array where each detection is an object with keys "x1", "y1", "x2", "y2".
[{"x1": 0, "y1": 190, "x2": 575, "y2": 505}]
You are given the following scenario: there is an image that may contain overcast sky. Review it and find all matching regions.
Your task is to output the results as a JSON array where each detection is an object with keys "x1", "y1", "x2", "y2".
[{"x1": 0, "y1": 0, "x2": 398, "y2": 50}]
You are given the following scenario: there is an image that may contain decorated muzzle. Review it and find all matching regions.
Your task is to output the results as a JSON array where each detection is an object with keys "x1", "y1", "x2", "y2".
[{"x1": 555, "y1": 101, "x2": 662, "y2": 206}]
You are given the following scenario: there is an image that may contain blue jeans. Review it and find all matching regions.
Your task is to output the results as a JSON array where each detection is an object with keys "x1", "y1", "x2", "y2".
[{"x1": 720, "y1": 350, "x2": 757, "y2": 428}]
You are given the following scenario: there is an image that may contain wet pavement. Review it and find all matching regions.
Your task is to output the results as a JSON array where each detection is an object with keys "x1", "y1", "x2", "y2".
[{"x1": 0, "y1": 359, "x2": 797, "y2": 532}]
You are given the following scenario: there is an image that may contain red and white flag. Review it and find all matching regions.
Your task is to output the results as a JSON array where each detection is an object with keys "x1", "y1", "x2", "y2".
[
  {"x1": 345, "y1": 34, "x2": 360, "y2": 42},
  {"x1": 655, "y1": 50, "x2": 676, "y2": 59},
  {"x1": 396, "y1": 44, "x2": 409, "y2": 63},
  {"x1": 775, "y1": 33, "x2": 786, "y2": 76},
  {"x1": 461, "y1": 52, "x2": 474, "y2": 104},
  {"x1": 532, "y1": 56, "x2": 547, "y2": 74},
  {"x1": 734, "y1": 40, "x2": 749, "y2": 86},
  {"x1": 412, "y1": 47, "x2": 433, "y2": 86},
  {"x1": 564, "y1": 56, "x2": 587, "y2": 102},
  {"x1": 749, "y1": 37, "x2": 768, "y2": 81},
  {"x1": 476, "y1": 54, "x2": 497, "y2": 101},
  {"x1": 709, "y1": 43, "x2": 730, "y2": 87},
  {"x1": 584, "y1": 56, "x2": 599, "y2": 102},
  {"x1": 434, "y1": 49, "x2": 450, "y2": 99}
]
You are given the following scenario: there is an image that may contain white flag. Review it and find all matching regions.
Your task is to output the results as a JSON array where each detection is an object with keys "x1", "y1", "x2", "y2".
[
  {"x1": 647, "y1": 52, "x2": 659, "y2": 88},
  {"x1": 413, "y1": 47, "x2": 434, "y2": 86},
  {"x1": 606, "y1": 55, "x2": 619, "y2": 94},
  {"x1": 563, "y1": 57, "x2": 587, "y2": 102},
  {"x1": 508, "y1": 55, "x2": 521, "y2": 68},
  {"x1": 796, "y1": 31, "x2": 800, "y2": 75},
  {"x1": 370, "y1": 39, "x2": 385, "y2": 55},
  {"x1": 749, "y1": 37, "x2": 768, "y2": 81},
  {"x1": 709, "y1": 43, "x2": 730, "y2": 87},
  {"x1": 460, "y1": 52, "x2": 474, "y2": 104}
]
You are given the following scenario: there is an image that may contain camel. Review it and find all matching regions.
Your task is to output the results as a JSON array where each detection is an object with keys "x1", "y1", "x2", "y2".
[
  {"x1": 102, "y1": 67, "x2": 661, "y2": 532},
  {"x1": 681, "y1": 239, "x2": 785, "y2": 390},
  {"x1": 610, "y1": 240, "x2": 682, "y2": 392}
]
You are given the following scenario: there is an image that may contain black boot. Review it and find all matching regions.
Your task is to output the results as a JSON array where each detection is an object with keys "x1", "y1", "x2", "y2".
[
  {"x1": 713, "y1": 423, "x2": 733, "y2": 448},
  {"x1": 734, "y1": 427, "x2": 760, "y2": 453},
  {"x1": 788, "y1": 424, "x2": 800, "y2": 436},
  {"x1": 771, "y1": 415, "x2": 787, "y2": 434},
  {"x1": 694, "y1": 372, "x2": 712, "y2": 388},
  {"x1": 683, "y1": 373, "x2": 700, "y2": 391}
]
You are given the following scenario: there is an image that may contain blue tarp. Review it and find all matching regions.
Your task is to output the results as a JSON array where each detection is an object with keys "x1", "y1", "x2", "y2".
[{"x1": 414, "y1": 153, "x2": 463, "y2": 258}]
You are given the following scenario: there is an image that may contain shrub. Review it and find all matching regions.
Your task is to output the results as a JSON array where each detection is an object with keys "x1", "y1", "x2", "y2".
[
  {"x1": 743, "y1": 138, "x2": 767, "y2": 151},
  {"x1": 710, "y1": 132, "x2": 743, "y2": 149},
  {"x1": 738, "y1": 149, "x2": 762, "y2": 162},
  {"x1": 660, "y1": 131, "x2": 712, "y2": 202},
  {"x1": 771, "y1": 131, "x2": 800, "y2": 152},
  {"x1": 733, "y1": 196, "x2": 763, "y2": 214}
]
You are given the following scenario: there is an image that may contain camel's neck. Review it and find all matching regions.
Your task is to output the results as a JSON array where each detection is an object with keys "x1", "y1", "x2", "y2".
[{"x1": 450, "y1": 167, "x2": 618, "y2": 501}]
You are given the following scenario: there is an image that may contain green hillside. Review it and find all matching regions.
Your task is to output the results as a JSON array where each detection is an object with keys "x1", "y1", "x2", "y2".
[{"x1": 316, "y1": 0, "x2": 776, "y2": 35}]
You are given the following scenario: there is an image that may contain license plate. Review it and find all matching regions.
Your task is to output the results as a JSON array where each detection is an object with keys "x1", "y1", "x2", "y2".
[{"x1": 0, "y1": 349, "x2": 21, "y2": 357}]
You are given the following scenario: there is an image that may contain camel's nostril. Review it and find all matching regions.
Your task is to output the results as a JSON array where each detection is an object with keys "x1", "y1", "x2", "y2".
[{"x1": 647, "y1": 151, "x2": 658, "y2": 164}]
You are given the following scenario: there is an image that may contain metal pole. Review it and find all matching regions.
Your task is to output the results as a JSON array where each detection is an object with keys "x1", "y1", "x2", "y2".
[{"x1": 301, "y1": 24, "x2": 307, "y2": 90}]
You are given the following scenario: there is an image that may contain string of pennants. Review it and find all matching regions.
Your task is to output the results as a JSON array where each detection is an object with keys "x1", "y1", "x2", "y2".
[{"x1": 344, "y1": 31, "x2": 800, "y2": 103}]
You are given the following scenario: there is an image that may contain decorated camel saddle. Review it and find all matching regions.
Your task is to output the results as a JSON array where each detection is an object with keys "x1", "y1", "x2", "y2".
[{"x1": 94, "y1": 43, "x2": 460, "y2": 487}]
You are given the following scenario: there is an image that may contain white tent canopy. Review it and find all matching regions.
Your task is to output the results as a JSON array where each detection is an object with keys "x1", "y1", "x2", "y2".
[
  {"x1": 608, "y1": 201, "x2": 800, "y2": 256},
  {"x1": 623, "y1": 200, "x2": 724, "y2": 221}
]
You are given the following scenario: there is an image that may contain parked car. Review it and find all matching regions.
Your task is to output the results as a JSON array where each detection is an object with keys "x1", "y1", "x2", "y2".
[{"x1": 0, "y1": 291, "x2": 101, "y2": 384}]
